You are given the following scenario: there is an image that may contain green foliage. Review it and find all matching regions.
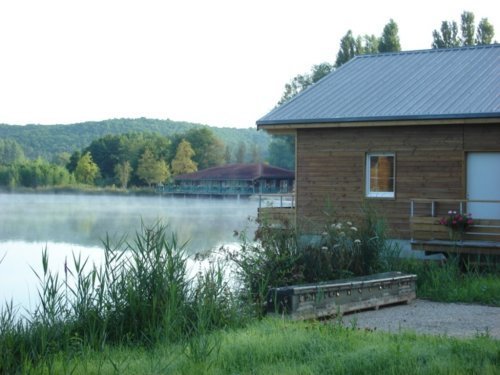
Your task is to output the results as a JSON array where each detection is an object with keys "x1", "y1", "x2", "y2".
[
  {"x1": 378, "y1": 19, "x2": 401, "y2": 53},
  {"x1": 136, "y1": 148, "x2": 170, "y2": 187},
  {"x1": 268, "y1": 135, "x2": 295, "y2": 170},
  {"x1": 0, "y1": 118, "x2": 270, "y2": 162},
  {"x1": 0, "y1": 158, "x2": 74, "y2": 188},
  {"x1": 228, "y1": 206, "x2": 398, "y2": 316},
  {"x1": 279, "y1": 19, "x2": 401, "y2": 105},
  {"x1": 0, "y1": 138, "x2": 25, "y2": 164},
  {"x1": 399, "y1": 257, "x2": 500, "y2": 306},
  {"x1": 114, "y1": 161, "x2": 132, "y2": 189},
  {"x1": 235, "y1": 141, "x2": 246, "y2": 163},
  {"x1": 75, "y1": 152, "x2": 100, "y2": 185},
  {"x1": 34, "y1": 319, "x2": 500, "y2": 374},
  {"x1": 170, "y1": 128, "x2": 225, "y2": 170},
  {"x1": 335, "y1": 31, "x2": 379, "y2": 67},
  {"x1": 461, "y1": 11, "x2": 475, "y2": 46},
  {"x1": 0, "y1": 223, "x2": 240, "y2": 373},
  {"x1": 476, "y1": 18, "x2": 495, "y2": 45},
  {"x1": 277, "y1": 63, "x2": 333, "y2": 105},
  {"x1": 171, "y1": 139, "x2": 197, "y2": 176},
  {"x1": 432, "y1": 11, "x2": 495, "y2": 48},
  {"x1": 432, "y1": 21, "x2": 460, "y2": 48}
]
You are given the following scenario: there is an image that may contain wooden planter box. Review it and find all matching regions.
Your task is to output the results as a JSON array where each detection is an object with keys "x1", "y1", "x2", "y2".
[{"x1": 267, "y1": 272, "x2": 417, "y2": 320}]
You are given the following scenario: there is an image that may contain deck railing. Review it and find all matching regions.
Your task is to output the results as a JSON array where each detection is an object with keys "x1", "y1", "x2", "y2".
[
  {"x1": 409, "y1": 199, "x2": 500, "y2": 255},
  {"x1": 257, "y1": 193, "x2": 296, "y2": 227},
  {"x1": 159, "y1": 185, "x2": 291, "y2": 196}
]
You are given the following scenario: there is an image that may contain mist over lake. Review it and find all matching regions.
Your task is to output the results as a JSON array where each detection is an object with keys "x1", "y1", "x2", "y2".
[{"x1": 0, "y1": 193, "x2": 258, "y2": 307}]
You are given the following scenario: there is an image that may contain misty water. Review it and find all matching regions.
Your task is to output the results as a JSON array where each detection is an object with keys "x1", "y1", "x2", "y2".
[{"x1": 0, "y1": 193, "x2": 259, "y2": 310}]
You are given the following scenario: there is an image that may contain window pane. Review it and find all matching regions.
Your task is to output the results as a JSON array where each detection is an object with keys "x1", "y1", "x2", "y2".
[{"x1": 370, "y1": 155, "x2": 394, "y2": 193}]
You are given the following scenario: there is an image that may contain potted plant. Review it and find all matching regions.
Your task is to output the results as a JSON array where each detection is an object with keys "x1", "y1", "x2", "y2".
[{"x1": 439, "y1": 210, "x2": 473, "y2": 241}]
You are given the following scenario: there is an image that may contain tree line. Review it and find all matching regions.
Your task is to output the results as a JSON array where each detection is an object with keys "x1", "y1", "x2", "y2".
[{"x1": 0, "y1": 127, "x2": 268, "y2": 189}]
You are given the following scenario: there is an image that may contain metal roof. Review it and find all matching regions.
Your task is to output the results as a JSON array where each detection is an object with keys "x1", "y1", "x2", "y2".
[
  {"x1": 174, "y1": 163, "x2": 294, "y2": 181},
  {"x1": 257, "y1": 44, "x2": 500, "y2": 127}
]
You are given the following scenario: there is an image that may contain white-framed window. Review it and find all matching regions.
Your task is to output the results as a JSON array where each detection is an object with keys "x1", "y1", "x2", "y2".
[{"x1": 366, "y1": 153, "x2": 395, "y2": 198}]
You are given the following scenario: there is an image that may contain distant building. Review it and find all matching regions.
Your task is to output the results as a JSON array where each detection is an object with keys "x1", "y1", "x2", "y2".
[{"x1": 165, "y1": 163, "x2": 294, "y2": 196}]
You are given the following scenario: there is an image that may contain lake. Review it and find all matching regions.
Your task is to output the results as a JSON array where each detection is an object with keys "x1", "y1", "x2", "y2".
[{"x1": 0, "y1": 193, "x2": 259, "y2": 309}]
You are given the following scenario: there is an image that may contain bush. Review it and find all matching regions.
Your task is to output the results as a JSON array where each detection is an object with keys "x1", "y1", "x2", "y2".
[{"x1": 228, "y1": 205, "x2": 400, "y2": 315}]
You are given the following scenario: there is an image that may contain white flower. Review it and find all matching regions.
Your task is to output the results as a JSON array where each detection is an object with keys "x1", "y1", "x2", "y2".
[
  {"x1": 339, "y1": 231, "x2": 345, "y2": 237},
  {"x1": 336, "y1": 223, "x2": 343, "y2": 229},
  {"x1": 350, "y1": 227, "x2": 358, "y2": 232},
  {"x1": 347, "y1": 221, "x2": 352, "y2": 226},
  {"x1": 321, "y1": 246, "x2": 328, "y2": 250},
  {"x1": 321, "y1": 231, "x2": 328, "y2": 236},
  {"x1": 354, "y1": 239, "x2": 361, "y2": 244}
]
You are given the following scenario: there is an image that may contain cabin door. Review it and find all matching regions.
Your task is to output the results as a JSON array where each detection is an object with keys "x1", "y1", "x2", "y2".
[{"x1": 466, "y1": 152, "x2": 500, "y2": 219}]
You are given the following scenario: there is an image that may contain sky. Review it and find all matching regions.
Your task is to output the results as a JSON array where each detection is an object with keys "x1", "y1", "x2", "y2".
[{"x1": 0, "y1": 0, "x2": 498, "y2": 129}]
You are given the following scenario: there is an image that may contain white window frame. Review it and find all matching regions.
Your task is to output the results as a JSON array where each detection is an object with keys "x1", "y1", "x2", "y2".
[{"x1": 365, "y1": 152, "x2": 395, "y2": 198}]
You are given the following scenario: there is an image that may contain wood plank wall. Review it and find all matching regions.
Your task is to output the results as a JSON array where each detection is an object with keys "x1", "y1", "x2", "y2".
[{"x1": 295, "y1": 123, "x2": 500, "y2": 238}]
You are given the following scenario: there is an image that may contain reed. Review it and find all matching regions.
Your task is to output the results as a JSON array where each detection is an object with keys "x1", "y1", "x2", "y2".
[{"x1": 0, "y1": 222, "x2": 240, "y2": 373}]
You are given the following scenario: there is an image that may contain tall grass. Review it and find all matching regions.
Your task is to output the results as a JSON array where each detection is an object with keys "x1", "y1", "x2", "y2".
[
  {"x1": 0, "y1": 222, "x2": 239, "y2": 373},
  {"x1": 399, "y1": 256, "x2": 500, "y2": 306},
  {"x1": 44, "y1": 319, "x2": 500, "y2": 374}
]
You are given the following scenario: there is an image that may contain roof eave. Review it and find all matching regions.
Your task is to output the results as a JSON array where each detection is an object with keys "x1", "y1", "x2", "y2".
[{"x1": 257, "y1": 113, "x2": 500, "y2": 131}]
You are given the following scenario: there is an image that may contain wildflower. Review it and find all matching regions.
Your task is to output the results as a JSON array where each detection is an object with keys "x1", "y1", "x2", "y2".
[
  {"x1": 321, "y1": 246, "x2": 328, "y2": 250},
  {"x1": 350, "y1": 226, "x2": 358, "y2": 232},
  {"x1": 347, "y1": 221, "x2": 352, "y2": 226},
  {"x1": 336, "y1": 223, "x2": 342, "y2": 229},
  {"x1": 321, "y1": 231, "x2": 328, "y2": 236},
  {"x1": 339, "y1": 231, "x2": 345, "y2": 237},
  {"x1": 354, "y1": 239, "x2": 361, "y2": 244}
]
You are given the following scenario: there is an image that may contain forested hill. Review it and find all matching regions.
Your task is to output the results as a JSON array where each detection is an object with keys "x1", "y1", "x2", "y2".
[{"x1": 0, "y1": 118, "x2": 270, "y2": 160}]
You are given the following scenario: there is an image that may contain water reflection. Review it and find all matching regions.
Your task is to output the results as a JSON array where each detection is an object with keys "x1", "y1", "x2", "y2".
[
  {"x1": 0, "y1": 193, "x2": 257, "y2": 309},
  {"x1": 0, "y1": 193, "x2": 258, "y2": 252}
]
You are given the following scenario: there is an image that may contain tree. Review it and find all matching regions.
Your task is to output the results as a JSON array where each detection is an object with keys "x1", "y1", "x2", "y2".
[
  {"x1": 335, "y1": 32, "x2": 379, "y2": 68},
  {"x1": 171, "y1": 139, "x2": 197, "y2": 176},
  {"x1": 432, "y1": 11, "x2": 495, "y2": 48},
  {"x1": 268, "y1": 135, "x2": 295, "y2": 170},
  {"x1": 235, "y1": 142, "x2": 246, "y2": 164},
  {"x1": 278, "y1": 63, "x2": 333, "y2": 105},
  {"x1": 171, "y1": 128, "x2": 224, "y2": 170},
  {"x1": 0, "y1": 139, "x2": 25, "y2": 164},
  {"x1": 335, "y1": 30, "x2": 357, "y2": 67},
  {"x1": 136, "y1": 148, "x2": 170, "y2": 187},
  {"x1": 476, "y1": 18, "x2": 495, "y2": 44},
  {"x1": 114, "y1": 161, "x2": 132, "y2": 189},
  {"x1": 461, "y1": 11, "x2": 475, "y2": 46},
  {"x1": 378, "y1": 19, "x2": 401, "y2": 53},
  {"x1": 250, "y1": 144, "x2": 261, "y2": 163},
  {"x1": 432, "y1": 21, "x2": 460, "y2": 48},
  {"x1": 67, "y1": 151, "x2": 81, "y2": 173},
  {"x1": 74, "y1": 152, "x2": 100, "y2": 185},
  {"x1": 224, "y1": 145, "x2": 232, "y2": 164}
]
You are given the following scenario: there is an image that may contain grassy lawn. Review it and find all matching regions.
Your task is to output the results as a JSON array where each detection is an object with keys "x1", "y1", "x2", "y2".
[{"x1": 41, "y1": 319, "x2": 499, "y2": 375}]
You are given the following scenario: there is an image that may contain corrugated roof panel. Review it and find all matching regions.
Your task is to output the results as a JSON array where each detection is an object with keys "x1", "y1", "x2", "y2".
[{"x1": 257, "y1": 45, "x2": 500, "y2": 126}]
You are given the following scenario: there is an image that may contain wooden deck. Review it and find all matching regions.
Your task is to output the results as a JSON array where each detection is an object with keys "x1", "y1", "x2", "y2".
[{"x1": 410, "y1": 199, "x2": 500, "y2": 256}]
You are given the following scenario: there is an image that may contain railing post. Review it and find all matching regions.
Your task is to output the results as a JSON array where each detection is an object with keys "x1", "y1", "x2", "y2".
[
  {"x1": 410, "y1": 200, "x2": 414, "y2": 217},
  {"x1": 459, "y1": 201, "x2": 463, "y2": 214},
  {"x1": 280, "y1": 195, "x2": 283, "y2": 208},
  {"x1": 431, "y1": 201, "x2": 435, "y2": 217}
]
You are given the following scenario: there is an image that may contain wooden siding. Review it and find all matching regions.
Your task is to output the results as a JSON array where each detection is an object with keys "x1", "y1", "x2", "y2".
[{"x1": 295, "y1": 123, "x2": 500, "y2": 238}]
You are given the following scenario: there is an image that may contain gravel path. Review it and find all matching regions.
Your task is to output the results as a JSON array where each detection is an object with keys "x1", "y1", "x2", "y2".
[{"x1": 342, "y1": 299, "x2": 500, "y2": 339}]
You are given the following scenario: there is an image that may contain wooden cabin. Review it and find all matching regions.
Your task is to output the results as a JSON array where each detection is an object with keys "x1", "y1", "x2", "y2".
[
  {"x1": 165, "y1": 163, "x2": 294, "y2": 197},
  {"x1": 257, "y1": 45, "x2": 500, "y2": 256}
]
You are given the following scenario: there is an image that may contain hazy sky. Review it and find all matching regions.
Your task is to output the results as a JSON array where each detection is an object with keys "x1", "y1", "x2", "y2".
[{"x1": 0, "y1": 0, "x2": 498, "y2": 128}]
